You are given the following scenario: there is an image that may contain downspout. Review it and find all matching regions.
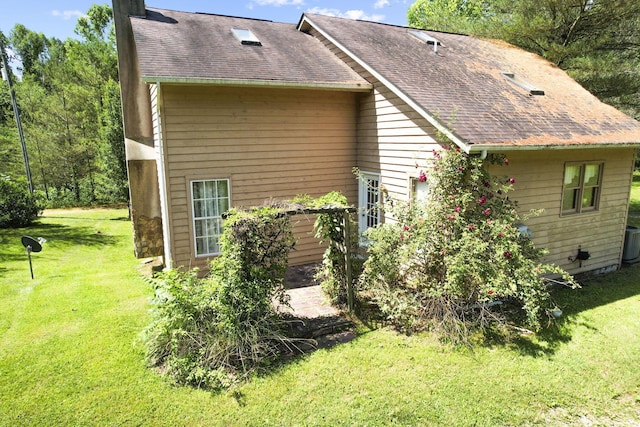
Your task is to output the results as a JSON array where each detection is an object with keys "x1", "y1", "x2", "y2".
[
  {"x1": 154, "y1": 82, "x2": 173, "y2": 268},
  {"x1": 479, "y1": 149, "x2": 487, "y2": 160}
]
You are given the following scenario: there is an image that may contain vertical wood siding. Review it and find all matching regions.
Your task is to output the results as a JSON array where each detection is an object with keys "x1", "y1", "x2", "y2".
[{"x1": 160, "y1": 85, "x2": 359, "y2": 270}]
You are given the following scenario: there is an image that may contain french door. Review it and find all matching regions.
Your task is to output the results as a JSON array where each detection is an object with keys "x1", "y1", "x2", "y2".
[{"x1": 358, "y1": 172, "x2": 381, "y2": 236}]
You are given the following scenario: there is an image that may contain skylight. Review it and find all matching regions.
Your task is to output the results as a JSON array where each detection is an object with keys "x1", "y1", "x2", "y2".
[
  {"x1": 232, "y1": 28, "x2": 261, "y2": 46},
  {"x1": 408, "y1": 30, "x2": 440, "y2": 46},
  {"x1": 501, "y1": 72, "x2": 545, "y2": 96}
]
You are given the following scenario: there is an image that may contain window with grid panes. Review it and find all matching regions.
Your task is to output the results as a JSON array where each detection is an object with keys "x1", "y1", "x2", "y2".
[
  {"x1": 562, "y1": 162, "x2": 602, "y2": 215},
  {"x1": 191, "y1": 179, "x2": 230, "y2": 256}
]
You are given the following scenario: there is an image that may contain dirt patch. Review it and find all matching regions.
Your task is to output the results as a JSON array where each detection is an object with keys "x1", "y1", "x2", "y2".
[{"x1": 285, "y1": 262, "x2": 321, "y2": 289}]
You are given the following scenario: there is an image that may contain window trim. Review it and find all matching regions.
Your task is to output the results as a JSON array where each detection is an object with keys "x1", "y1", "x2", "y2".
[
  {"x1": 410, "y1": 176, "x2": 429, "y2": 207},
  {"x1": 561, "y1": 161, "x2": 603, "y2": 216},
  {"x1": 189, "y1": 178, "x2": 231, "y2": 258},
  {"x1": 358, "y1": 171, "x2": 381, "y2": 237}
]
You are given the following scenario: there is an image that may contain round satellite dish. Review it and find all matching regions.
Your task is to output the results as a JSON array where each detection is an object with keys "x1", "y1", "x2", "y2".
[{"x1": 21, "y1": 236, "x2": 42, "y2": 253}]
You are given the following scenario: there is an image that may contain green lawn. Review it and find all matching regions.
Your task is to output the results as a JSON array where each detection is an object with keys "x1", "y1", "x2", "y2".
[{"x1": 1, "y1": 209, "x2": 640, "y2": 426}]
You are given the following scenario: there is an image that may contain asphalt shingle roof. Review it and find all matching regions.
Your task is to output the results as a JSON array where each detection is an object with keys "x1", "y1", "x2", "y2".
[
  {"x1": 302, "y1": 14, "x2": 640, "y2": 148},
  {"x1": 130, "y1": 8, "x2": 369, "y2": 88},
  {"x1": 130, "y1": 8, "x2": 640, "y2": 148}
]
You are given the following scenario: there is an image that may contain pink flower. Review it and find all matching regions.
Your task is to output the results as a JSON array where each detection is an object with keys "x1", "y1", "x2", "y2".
[
  {"x1": 507, "y1": 177, "x2": 515, "y2": 184},
  {"x1": 498, "y1": 232, "x2": 504, "y2": 238},
  {"x1": 403, "y1": 224, "x2": 410, "y2": 231},
  {"x1": 457, "y1": 166, "x2": 464, "y2": 171},
  {"x1": 504, "y1": 251, "x2": 512, "y2": 259},
  {"x1": 478, "y1": 196, "x2": 487, "y2": 205},
  {"x1": 454, "y1": 206, "x2": 461, "y2": 213},
  {"x1": 483, "y1": 208, "x2": 491, "y2": 216},
  {"x1": 446, "y1": 214, "x2": 456, "y2": 221},
  {"x1": 488, "y1": 290, "x2": 494, "y2": 295},
  {"x1": 419, "y1": 170, "x2": 427, "y2": 182},
  {"x1": 468, "y1": 224, "x2": 475, "y2": 231}
]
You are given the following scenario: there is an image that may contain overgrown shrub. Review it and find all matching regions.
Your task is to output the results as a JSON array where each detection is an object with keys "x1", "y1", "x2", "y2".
[
  {"x1": 360, "y1": 147, "x2": 576, "y2": 342},
  {"x1": 142, "y1": 205, "x2": 297, "y2": 390},
  {"x1": 0, "y1": 175, "x2": 44, "y2": 228}
]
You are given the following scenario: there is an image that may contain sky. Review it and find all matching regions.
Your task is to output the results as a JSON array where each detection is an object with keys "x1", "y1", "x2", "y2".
[{"x1": 0, "y1": 0, "x2": 415, "y2": 42}]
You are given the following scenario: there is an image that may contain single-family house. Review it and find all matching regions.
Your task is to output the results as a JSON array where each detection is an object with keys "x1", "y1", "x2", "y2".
[{"x1": 113, "y1": 0, "x2": 640, "y2": 276}]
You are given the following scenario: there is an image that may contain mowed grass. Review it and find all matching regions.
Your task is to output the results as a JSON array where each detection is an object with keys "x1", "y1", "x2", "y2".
[{"x1": 1, "y1": 209, "x2": 640, "y2": 426}]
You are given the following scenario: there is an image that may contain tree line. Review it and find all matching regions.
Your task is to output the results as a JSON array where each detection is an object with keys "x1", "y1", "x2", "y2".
[
  {"x1": 1, "y1": 2, "x2": 638, "y2": 210},
  {"x1": 0, "y1": 4, "x2": 126, "y2": 208}
]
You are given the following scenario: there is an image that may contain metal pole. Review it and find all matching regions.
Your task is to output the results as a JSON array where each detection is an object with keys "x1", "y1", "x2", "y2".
[
  {"x1": 26, "y1": 246, "x2": 34, "y2": 279},
  {"x1": 0, "y1": 38, "x2": 33, "y2": 193}
]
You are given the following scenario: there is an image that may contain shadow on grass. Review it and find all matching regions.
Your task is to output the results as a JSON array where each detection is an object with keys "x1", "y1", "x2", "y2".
[
  {"x1": 0, "y1": 222, "x2": 120, "y2": 264},
  {"x1": 505, "y1": 265, "x2": 640, "y2": 357}
]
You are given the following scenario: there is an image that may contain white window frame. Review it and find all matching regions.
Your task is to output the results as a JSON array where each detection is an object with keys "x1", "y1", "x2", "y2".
[
  {"x1": 358, "y1": 171, "x2": 381, "y2": 236},
  {"x1": 410, "y1": 176, "x2": 430, "y2": 206},
  {"x1": 190, "y1": 179, "x2": 231, "y2": 257}
]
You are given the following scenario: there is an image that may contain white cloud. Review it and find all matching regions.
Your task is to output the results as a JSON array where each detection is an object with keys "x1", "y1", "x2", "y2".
[
  {"x1": 305, "y1": 7, "x2": 385, "y2": 22},
  {"x1": 51, "y1": 10, "x2": 85, "y2": 20},
  {"x1": 374, "y1": 0, "x2": 390, "y2": 9},
  {"x1": 252, "y1": 0, "x2": 304, "y2": 5}
]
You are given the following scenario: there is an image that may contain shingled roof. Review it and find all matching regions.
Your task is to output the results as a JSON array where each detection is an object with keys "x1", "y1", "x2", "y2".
[
  {"x1": 130, "y1": 9, "x2": 370, "y2": 90},
  {"x1": 300, "y1": 14, "x2": 640, "y2": 150}
]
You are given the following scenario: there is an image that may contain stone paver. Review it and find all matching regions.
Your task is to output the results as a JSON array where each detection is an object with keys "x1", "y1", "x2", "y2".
[{"x1": 277, "y1": 285, "x2": 339, "y2": 318}]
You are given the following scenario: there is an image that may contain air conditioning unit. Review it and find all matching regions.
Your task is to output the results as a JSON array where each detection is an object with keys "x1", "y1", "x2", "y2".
[{"x1": 622, "y1": 226, "x2": 640, "y2": 261}]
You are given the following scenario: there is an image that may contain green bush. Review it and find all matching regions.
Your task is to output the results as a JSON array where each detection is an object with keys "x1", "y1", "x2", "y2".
[
  {"x1": 0, "y1": 175, "x2": 44, "y2": 228},
  {"x1": 360, "y1": 147, "x2": 576, "y2": 342},
  {"x1": 142, "y1": 205, "x2": 297, "y2": 390}
]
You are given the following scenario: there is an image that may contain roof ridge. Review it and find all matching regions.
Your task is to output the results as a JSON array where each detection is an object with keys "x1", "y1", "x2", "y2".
[
  {"x1": 146, "y1": 7, "x2": 274, "y2": 23},
  {"x1": 303, "y1": 12, "x2": 469, "y2": 37}
]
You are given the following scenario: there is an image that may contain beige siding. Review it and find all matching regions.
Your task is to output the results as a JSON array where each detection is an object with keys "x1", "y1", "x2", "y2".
[
  {"x1": 307, "y1": 27, "x2": 442, "y2": 206},
  {"x1": 489, "y1": 148, "x2": 635, "y2": 274},
  {"x1": 159, "y1": 85, "x2": 359, "y2": 270}
]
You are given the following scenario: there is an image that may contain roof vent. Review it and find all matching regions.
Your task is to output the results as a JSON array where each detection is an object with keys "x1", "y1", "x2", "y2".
[
  {"x1": 501, "y1": 72, "x2": 545, "y2": 96},
  {"x1": 408, "y1": 29, "x2": 440, "y2": 54},
  {"x1": 232, "y1": 28, "x2": 262, "y2": 46}
]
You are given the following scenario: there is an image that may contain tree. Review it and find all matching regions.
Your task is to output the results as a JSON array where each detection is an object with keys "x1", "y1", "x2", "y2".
[
  {"x1": 0, "y1": 4, "x2": 127, "y2": 206},
  {"x1": 407, "y1": 0, "x2": 489, "y2": 34}
]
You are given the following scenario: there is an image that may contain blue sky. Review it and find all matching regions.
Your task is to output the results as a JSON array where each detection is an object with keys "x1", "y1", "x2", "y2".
[{"x1": 0, "y1": 0, "x2": 415, "y2": 42}]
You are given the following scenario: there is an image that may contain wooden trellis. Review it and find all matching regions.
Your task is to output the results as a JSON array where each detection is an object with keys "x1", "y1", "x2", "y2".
[{"x1": 283, "y1": 205, "x2": 358, "y2": 312}]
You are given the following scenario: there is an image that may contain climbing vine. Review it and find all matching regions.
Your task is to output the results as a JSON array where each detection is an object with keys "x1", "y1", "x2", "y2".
[{"x1": 142, "y1": 197, "x2": 355, "y2": 390}]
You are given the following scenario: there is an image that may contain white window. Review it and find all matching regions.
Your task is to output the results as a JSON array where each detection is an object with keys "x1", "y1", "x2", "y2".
[
  {"x1": 191, "y1": 179, "x2": 230, "y2": 257},
  {"x1": 358, "y1": 172, "x2": 381, "y2": 236},
  {"x1": 411, "y1": 177, "x2": 429, "y2": 204},
  {"x1": 562, "y1": 162, "x2": 603, "y2": 215}
]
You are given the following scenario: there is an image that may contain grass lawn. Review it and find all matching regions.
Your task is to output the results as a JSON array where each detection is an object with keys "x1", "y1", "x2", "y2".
[{"x1": 1, "y1": 209, "x2": 640, "y2": 426}]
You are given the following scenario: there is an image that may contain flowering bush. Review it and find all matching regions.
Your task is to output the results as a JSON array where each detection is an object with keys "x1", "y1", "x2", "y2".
[{"x1": 360, "y1": 147, "x2": 575, "y2": 341}]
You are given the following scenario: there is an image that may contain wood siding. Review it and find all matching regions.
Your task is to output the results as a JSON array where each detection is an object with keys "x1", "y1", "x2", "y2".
[
  {"x1": 308, "y1": 26, "x2": 636, "y2": 274},
  {"x1": 307, "y1": 27, "x2": 442, "y2": 206},
  {"x1": 489, "y1": 148, "x2": 635, "y2": 274},
  {"x1": 158, "y1": 84, "x2": 359, "y2": 270}
]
